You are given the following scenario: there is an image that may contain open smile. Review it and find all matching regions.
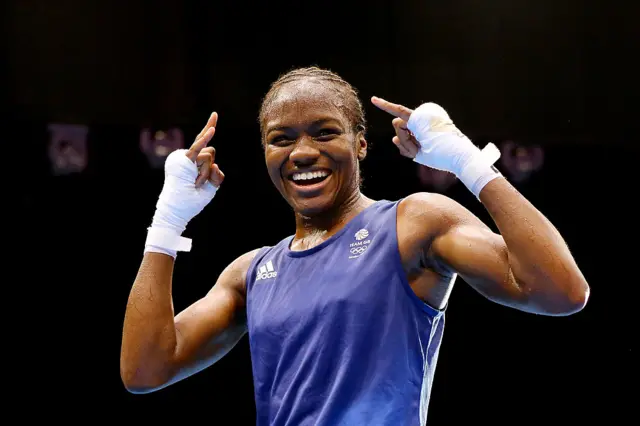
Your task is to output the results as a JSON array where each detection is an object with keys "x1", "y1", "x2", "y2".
[{"x1": 286, "y1": 170, "x2": 333, "y2": 193}]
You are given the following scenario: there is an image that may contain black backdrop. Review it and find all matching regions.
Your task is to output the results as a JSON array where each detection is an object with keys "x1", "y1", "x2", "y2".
[{"x1": 8, "y1": 0, "x2": 636, "y2": 424}]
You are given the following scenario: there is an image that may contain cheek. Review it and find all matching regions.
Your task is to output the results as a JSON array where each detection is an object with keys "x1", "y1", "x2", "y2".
[
  {"x1": 335, "y1": 140, "x2": 359, "y2": 167},
  {"x1": 265, "y1": 150, "x2": 287, "y2": 181}
]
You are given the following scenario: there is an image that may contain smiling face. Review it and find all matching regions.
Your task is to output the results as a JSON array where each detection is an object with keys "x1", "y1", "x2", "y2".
[{"x1": 261, "y1": 79, "x2": 367, "y2": 216}]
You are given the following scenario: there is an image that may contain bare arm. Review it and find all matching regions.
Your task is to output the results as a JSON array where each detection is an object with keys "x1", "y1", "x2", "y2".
[
  {"x1": 472, "y1": 178, "x2": 588, "y2": 314},
  {"x1": 371, "y1": 97, "x2": 589, "y2": 316},
  {"x1": 120, "y1": 249, "x2": 258, "y2": 393},
  {"x1": 408, "y1": 181, "x2": 589, "y2": 315}
]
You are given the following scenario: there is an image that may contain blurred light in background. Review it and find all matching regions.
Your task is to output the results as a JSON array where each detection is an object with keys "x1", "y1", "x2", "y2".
[
  {"x1": 417, "y1": 140, "x2": 546, "y2": 190},
  {"x1": 140, "y1": 128, "x2": 185, "y2": 168},
  {"x1": 499, "y1": 141, "x2": 544, "y2": 183},
  {"x1": 47, "y1": 124, "x2": 89, "y2": 175}
]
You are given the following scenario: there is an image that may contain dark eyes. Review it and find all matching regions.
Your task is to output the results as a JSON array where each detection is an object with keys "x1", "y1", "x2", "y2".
[
  {"x1": 270, "y1": 135, "x2": 289, "y2": 144},
  {"x1": 317, "y1": 129, "x2": 338, "y2": 138},
  {"x1": 270, "y1": 129, "x2": 340, "y2": 145}
]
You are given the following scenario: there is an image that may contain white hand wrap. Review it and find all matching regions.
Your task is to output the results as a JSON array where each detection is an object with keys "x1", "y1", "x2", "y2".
[
  {"x1": 145, "y1": 149, "x2": 218, "y2": 257},
  {"x1": 407, "y1": 103, "x2": 502, "y2": 199}
]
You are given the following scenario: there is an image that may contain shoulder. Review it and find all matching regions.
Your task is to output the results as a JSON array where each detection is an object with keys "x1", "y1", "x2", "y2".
[
  {"x1": 213, "y1": 248, "x2": 264, "y2": 298},
  {"x1": 227, "y1": 248, "x2": 263, "y2": 274},
  {"x1": 398, "y1": 192, "x2": 459, "y2": 234},
  {"x1": 396, "y1": 192, "x2": 489, "y2": 256},
  {"x1": 398, "y1": 192, "x2": 485, "y2": 231}
]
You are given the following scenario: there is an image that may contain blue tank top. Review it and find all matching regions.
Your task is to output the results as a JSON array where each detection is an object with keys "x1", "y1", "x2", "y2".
[{"x1": 245, "y1": 199, "x2": 445, "y2": 426}]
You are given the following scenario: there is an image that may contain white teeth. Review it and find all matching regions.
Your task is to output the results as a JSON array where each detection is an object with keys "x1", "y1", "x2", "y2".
[{"x1": 292, "y1": 171, "x2": 329, "y2": 181}]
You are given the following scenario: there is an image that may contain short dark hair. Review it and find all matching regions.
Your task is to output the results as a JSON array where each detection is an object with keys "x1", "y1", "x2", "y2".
[{"x1": 259, "y1": 66, "x2": 366, "y2": 139}]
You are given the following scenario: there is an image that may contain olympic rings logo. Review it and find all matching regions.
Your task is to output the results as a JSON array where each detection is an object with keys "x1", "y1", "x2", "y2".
[{"x1": 350, "y1": 246, "x2": 368, "y2": 255}]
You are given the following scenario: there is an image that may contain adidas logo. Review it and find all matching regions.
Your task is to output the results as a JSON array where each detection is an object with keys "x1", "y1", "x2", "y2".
[{"x1": 256, "y1": 260, "x2": 277, "y2": 281}]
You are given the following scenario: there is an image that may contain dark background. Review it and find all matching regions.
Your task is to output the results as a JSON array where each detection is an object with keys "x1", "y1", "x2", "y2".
[{"x1": 7, "y1": 0, "x2": 636, "y2": 424}]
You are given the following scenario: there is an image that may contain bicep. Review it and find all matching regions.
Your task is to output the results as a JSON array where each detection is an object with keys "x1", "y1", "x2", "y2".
[
  {"x1": 173, "y1": 282, "x2": 246, "y2": 367},
  {"x1": 169, "y1": 249, "x2": 259, "y2": 381},
  {"x1": 427, "y1": 200, "x2": 527, "y2": 309}
]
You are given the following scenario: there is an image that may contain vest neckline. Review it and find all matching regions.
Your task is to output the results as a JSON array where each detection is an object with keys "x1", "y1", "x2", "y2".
[{"x1": 285, "y1": 200, "x2": 384, "y2": 258}]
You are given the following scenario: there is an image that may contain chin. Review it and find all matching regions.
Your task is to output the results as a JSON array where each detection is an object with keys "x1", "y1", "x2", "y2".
[{"x1": 290, "y1": 195, "x2": 336, "y2": 217}]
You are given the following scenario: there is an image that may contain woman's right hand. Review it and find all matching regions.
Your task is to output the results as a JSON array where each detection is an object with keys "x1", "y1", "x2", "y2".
[
  {"x1": 189, "y1": 112, "x2": 225, "y2": 188},
  {"x1": 146, "y1": 112, "x2": 225, "y2": 255}
]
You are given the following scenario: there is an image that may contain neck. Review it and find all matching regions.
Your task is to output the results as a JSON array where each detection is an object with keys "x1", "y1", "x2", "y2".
[{"x1": 293, "y1": 191, "x2": 373, "y2": 242}]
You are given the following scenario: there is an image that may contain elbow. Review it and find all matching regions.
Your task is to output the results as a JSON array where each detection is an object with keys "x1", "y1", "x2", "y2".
[
  {"x1": 551, "y1": 288, "x2": 588, "y2": 316},
  {"x1": 533, "y1": 276, "x2": 590, "y2": 316},
  {"x1": 555, "y1": 259, "x2": 591, "y2": 315},
  {"x1": 122, "y1": 382, "x2": 155, "y2": 395},
  {"x1": 120, "y1": 339, "x2": 178, "y2": 394},
  {"x1": 511, "y1": 258, "x2": 590, "y2": 316},
  {"x1": 558, "y1": 270, "x2": 590, "y2": 315},
  {"x1": 564, "y1": 279, "x2": 590, "y2": 315},
  {"x1": 120, "y1": 364, "x2": 171, "y2": 394},
  {"x1": 121, "y1": 375, "x2": 167, "y2": 395},
  {"x1": 121, "y1": 377, "x2": 157, "y2": 394},
  {"x1": 120, "y1": 370, "x2": 152, "y2": 394}
]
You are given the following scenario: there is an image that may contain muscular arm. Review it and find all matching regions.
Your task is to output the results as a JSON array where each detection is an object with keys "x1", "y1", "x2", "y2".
[
  {"x1": 371, "y1": 97, "x2": 588, "y2": 315},
  {"x1": 402, "y1": 181, "x2": 589, "y2": 316},
  {"x1": 120, "y1": 249, "x2": 258, "y2": 393}
]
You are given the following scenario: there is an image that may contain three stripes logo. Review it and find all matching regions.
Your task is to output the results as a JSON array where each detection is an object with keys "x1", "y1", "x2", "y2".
[{"x1": 256, "y1": 260, "x2": 277, "y2": 281}]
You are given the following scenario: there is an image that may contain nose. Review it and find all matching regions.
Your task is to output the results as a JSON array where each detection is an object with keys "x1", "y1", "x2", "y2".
[{"x1": 289, "y1": 137, "x2": 320, "y2": 167}]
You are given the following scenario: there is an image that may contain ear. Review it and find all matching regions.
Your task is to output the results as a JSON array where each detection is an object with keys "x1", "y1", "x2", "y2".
[{"x1": 356, "y1": 132, "x2": 367, "y2": 161}]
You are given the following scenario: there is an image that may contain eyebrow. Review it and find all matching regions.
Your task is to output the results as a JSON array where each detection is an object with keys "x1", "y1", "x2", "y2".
[{"x1": 266, "y1": 118, "x2": 343, "y2": 136}]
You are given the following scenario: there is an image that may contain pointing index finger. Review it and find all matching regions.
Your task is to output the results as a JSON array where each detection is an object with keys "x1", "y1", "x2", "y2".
[
  {"x1": 186, "y1": 127, "x2": 216, "y2": 162},
  {"x1": 186, "y1": 111, "x2": 218, "y2": 162},
  {"x1": 371, "y1": 97, "x2": 413, "y2": 121}
]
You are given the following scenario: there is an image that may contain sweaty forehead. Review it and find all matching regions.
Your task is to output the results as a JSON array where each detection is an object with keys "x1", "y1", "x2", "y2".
[{"x1": 263, "y1": 80, "x2": 349, "y2": 131}]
